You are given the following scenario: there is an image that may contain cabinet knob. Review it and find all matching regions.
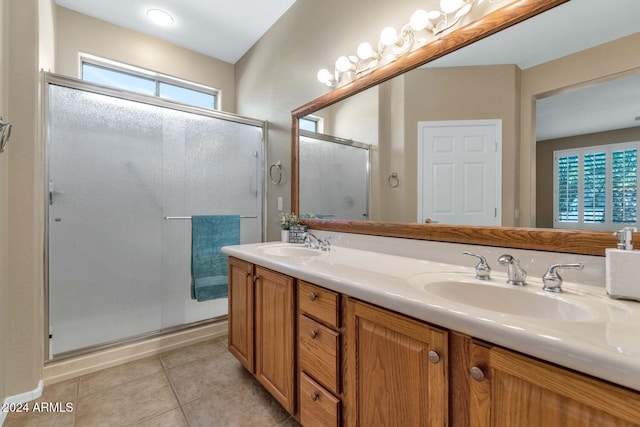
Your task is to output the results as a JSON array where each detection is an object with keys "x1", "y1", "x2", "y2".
[
  {"x1": 309, "y1": 292, "x2": 317, "y2": 301},
  {"x1": 470, "y1": 366, "x2": 485, "y2": 382},
  {"x1": 310, "y1": 392, "x2": 319, "y2": 401},
  {"x1": 310, "y1": 330, "x2": 318, "y2": 339},
  {"x1": 428, "y1": 350, "x2": 440, "y2": 364}
]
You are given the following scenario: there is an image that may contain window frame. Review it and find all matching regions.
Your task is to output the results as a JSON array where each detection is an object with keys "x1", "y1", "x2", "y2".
[
  {"x1": 80, "y1": 53, "x2": 220, "y2": 110},
  {"x1": 299, "y1": 115, "x2": 323, "y2": 133},
  {"x1": 553, "y1": 141, "x2": 639, "y2": 231}
]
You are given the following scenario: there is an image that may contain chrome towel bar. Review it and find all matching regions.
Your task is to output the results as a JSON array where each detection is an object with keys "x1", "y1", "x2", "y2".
[{"x1": 164, "y1": 215, "x2": 257, "y2": 220}]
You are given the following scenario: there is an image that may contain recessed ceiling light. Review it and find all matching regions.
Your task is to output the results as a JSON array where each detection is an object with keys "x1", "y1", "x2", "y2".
[{"x1": 147, "y1": 9, "x2": 173, "y2": 27}]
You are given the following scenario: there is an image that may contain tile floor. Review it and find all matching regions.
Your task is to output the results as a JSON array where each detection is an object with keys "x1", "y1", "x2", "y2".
[{"x1": 5, "y1": 337, "x2": 301, "y2": 427}]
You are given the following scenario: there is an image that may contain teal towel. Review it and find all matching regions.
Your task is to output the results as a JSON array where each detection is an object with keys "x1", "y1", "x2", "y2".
[{"x1": 191, "y1": 215, "x2": 240, "y2": 302}]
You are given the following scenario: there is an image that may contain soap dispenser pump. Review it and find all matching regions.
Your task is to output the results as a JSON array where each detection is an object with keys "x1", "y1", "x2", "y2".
[
  {"x1": 615, "y1": 226, "x2": 636, "y2": 250},
  {"x1": 606, "y1": 227, "x2": 640, "y2": 301}
]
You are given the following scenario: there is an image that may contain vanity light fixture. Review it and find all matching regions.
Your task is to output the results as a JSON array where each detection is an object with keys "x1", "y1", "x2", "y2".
[
  {"x1": 316, "y1": 0, "x2": 505, "y2": 87},
  {"x1": 147, "y1": 9, "x2": 174, "y2": 27}
]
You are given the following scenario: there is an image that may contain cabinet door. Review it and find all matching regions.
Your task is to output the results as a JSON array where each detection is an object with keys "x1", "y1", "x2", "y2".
[
  {"x1": 228, "y1": 257, "x2": 255, "y2": 371},
  {"x1": 468, "y1": 342, "x2": 640, "y2": 427},
  {"x1": 346, "y1": 299, "x2": 448, "y2": 427},
  {"x1": 255, "y1": 266, "x2": 295, "y2": 414}
]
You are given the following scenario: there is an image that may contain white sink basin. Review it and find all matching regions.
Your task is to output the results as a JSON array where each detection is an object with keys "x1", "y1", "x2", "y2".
[
  {"x1": 423, "y1": 281, "x2": 595, "y2": 321},
  {"x1": 405, "y1": 271, "x2": 597, "y2": 322},
  {"x1": 258, "y1": 244, "x2": 321, "y2": 258}
]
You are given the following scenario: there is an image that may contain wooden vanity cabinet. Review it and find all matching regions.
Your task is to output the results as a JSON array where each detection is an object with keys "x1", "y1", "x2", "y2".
[
  {"x1": 228, "y1": 257, "x2": 254, "y2": 371},
  {"x1": 227, "y1": 257, "x2": 296, "y2": 414},
  {"x1": 298, "y1": 281, "x2": 343, "y2": 427},
  {"x1": 230, "y1": 258, "x2": 640, "y2": 426},
  {"x1": 452, "y1": 335, "x2": 640, "y2": 427},
  {"x1": 346, "y1": 298, "x2": 448, "y2": 427}
]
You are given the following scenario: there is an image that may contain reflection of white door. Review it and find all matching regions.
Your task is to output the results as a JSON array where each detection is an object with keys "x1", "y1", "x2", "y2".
[{"x1": 418, "y1": 120, "x2": 502, "y2": 226}]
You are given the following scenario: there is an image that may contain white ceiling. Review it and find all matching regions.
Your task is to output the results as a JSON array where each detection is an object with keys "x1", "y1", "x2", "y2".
[
  {"x1": 55, "y1": 0, "x2": 297, "y2": 64},
  {"x1": 426, "y1": 0, "x2": 640, "y2": 141},
  {"x1": 56, "y1": 0, "x2": 639, "y2": 140}
]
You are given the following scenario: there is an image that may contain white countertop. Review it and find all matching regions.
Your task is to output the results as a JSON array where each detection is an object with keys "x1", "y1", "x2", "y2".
[{"x1": 222, "y1": 242, "x2": 640, "y2": 392}]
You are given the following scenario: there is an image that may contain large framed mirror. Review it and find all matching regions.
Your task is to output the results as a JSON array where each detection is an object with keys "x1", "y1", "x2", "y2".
[{"x1": 292, "y1": 0, "x2": 640, "y2": 256}]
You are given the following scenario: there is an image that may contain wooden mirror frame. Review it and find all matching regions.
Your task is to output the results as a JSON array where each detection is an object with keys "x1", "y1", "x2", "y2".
[{"x1": 291, "y1": 0, "x2": 633, "y2": 256}]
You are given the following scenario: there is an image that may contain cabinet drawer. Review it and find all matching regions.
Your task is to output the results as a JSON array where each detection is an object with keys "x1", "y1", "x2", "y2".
[
  {"x1": 299, "y1": 314, "x2": 339, "y2": 394},
  {"x1": 298, "y1": 281, "x2": 339, "y2": 328},
  {"x1": 300, "y1": 373, "x2": 340, "y2": 427}
]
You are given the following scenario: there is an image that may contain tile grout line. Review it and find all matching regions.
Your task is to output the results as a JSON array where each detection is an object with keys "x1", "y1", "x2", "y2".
[
  {"x1": 73, "y1": 377, "x2": 79, "y2": 427},
  {"x1": 159, "y1": 351, "x2": 193, "y2": 427}
]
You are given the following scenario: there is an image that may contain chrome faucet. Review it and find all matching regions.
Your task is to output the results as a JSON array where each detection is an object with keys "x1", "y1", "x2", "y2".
[
  {"x1": 303, "y1": 232, "x2": 321, "y2": 249},
  {"x1": 463, "y1": 251, "x2": 491, "y2": 280},
  {"x1": 542, "y1": 263, "x2": 584, "y2": 292},
  {"x1": 303, "y1": 233, "x2": 331, "y2": 251},
  {"x1": 497, "y1": 254, "x2": 527, "y2": 286}
]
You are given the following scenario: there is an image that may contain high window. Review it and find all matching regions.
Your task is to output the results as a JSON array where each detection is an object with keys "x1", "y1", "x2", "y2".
[
  {"x1": 299, "y1": 116, "x2": 321, "y2": 133},
  {"x1": 81, "y1": 54, "x2": 219, "y2": 110},
  {"x1": 554, "y1": 141, "x2": 638, "y2": 230}
]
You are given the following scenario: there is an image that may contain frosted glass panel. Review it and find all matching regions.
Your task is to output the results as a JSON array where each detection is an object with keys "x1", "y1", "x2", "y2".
[
  {"x1": 48, "y1": 85, "x2": 164, "y2": 355},
  {"x1": 299, "y1": 135, "x2": 369, "y2": 220},
  {"x1": 160, "y1": 111, "x2": 263, "y2": 328},
  {"x1": 47, "y1": 83, "x2": 264, "y2": 356}
]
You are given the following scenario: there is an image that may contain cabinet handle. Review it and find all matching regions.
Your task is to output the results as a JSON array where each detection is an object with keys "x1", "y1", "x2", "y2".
[
  {"x1": 470, "y1": 366, "x2": 485, "y2": 382},
  {"x1": 310, "y1": 330, "x2": 318, "y2": 339},
  {"x1": 309, "y1": 292, "x2": 317, "y2": 301},
  {"x1": 310, "y1": 392, "x2": 319, "y2": 401},
  {"x1": 245, "y1": 272, "x2": 252, "y2": 278},
  {"x1": 428, "y1": 350, "x2": 441, "y2": 364},
  {"x1": 253, "y1": 275, "x2": 259, "y2": 283}
]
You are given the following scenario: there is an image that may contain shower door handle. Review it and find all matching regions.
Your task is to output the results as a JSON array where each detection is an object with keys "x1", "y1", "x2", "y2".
[
  {"x1": 49, "y1": 190, "x2": 64, "y2": 205},
  {"x1": 49, "y1": 181, "x2": 64, "y2": 205}
]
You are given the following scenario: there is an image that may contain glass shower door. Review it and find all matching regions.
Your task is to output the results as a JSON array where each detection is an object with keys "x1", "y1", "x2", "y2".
[
  {"x1": 47, "y1": 80, "x2": 264, "y2": 358},
  {"x1": 160, "y1": 111, "x2": 263, "y2": 328},
  {"x1": 48, "y1": 85, "x2": 165, "y2": 356},
  {"x1": 299, "y1": 133, "x2": 370, "y2": 220}
]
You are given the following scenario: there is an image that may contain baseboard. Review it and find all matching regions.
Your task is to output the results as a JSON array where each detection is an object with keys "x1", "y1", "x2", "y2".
[
  {"x1": 1, "y1": 379, "x2": 44, "y2": 426},
  {"x1": 43, "y1": 320, "x2": 228, "y2": 385}
]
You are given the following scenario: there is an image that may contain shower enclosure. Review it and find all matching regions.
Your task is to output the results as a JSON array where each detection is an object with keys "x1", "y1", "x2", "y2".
[
  {"x1": 299, "y1": 130, "x2": 370, "y2": 220},
  {"x1": 45, "y1": 74, "x2": 265, "y2": 359}
]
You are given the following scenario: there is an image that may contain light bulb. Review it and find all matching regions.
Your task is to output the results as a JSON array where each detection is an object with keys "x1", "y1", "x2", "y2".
[
  {"x1": 380, "y1": 27, "x2": 398, "y2": 46},
  {"x1": 428, "y1": 10, "x2": 442, "y2": 20},
  {"x1": 357, "y1": 42, "x2": 374, "y2": 60},
  {"x1": 410, "y1": 10, "x2": 431, "y2": 31},
  {"x1": 147, "y1": 9, "x2": 174, "y2": 26},
  {"x1": 335, "y1": 56, "x2": 352, "y2": 72},
  {"x1": 317, "y1": 69, "x2": 333, "y2": 85},
  {"x1": 440, "y1": 0, "x2": 465, "y2": 14}
]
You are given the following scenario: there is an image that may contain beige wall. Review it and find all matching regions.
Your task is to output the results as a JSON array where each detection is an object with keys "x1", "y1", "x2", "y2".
[
  {"x1": 536, "y1": 126, "x2": 640, "y2": 228},
  {"x1": 0, "y1": 0, "x2": 8, "y2": 405},
  {"x1": 2, "y1": 0, "x2": 55, "y2": 397},
  {"x1": 520, "y1": 33, "x2": 640, "y2": 227},
  {"x1": 55, "y1": 7, "x2": 236, "y2": 113}
]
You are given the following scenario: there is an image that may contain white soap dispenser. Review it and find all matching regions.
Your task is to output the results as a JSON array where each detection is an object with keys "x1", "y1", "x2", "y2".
[{"x1": 606, "y1": 227, "x2": 640, "y2": 301}]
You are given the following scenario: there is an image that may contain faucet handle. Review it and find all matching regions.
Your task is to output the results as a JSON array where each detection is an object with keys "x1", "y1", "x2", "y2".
[
  {"x1": 320, "y1": 236, "x2": 332, "y2": 252},
  {"x1": 542, "y1": 263, "x2": 584, "y2": 292},
  {"x1": 463, "y1": 251, "x2": 491, "y2": 280}
]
